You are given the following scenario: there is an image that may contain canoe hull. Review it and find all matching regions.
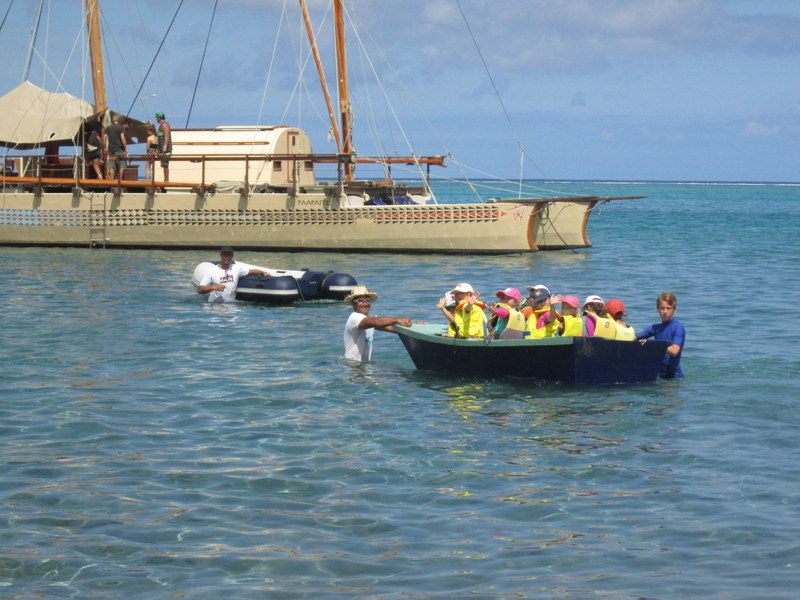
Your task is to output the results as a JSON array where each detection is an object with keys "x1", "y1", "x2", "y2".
[
  {"x1": 395, "y1": 325, "x2": 669, "y2": 384},
  {"x1": 0, "y1": 189, "x2": 598, "y2": 253}
]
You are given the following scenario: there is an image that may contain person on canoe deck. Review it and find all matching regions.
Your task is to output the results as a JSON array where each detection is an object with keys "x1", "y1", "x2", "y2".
[
  {"x1": 605, "y1": 298, "x2": 636, "y2": 341},
  {"x1": 489, "y1": 287, "x2": 526, "y2": 339},
  {"x1": 196, "y1": 247, "x2": 271, "y2": 303},
  {"x1": 343, "y1": 285, "x2": 412, "y2": 362},
  {"x1": 145, "y1": 124, "x2": 159, "y2": 181},
  {"x1": 636, "y1": 291, "x2": 685, "y2": 378},
  {"x1": 557, "y1": 295, "x2": 583, "y2": 337},
  {"x1": 84, "y1": 122, "x2": 104, "y2": 179},
  {"x1": 524, "y1": 288, "x2": 563, "y2": 338},
  {"x1": 155, "y1": 111, "x2": 172, "y2": 182},
  {"x1": 105, "y1": 115, "x2": 127, "y2": 180},
  {"x1": 445, "y1": 283, "x2": 487, "y2": 339}
]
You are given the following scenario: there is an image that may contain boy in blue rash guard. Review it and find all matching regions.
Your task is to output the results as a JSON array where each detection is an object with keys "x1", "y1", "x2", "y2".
[{"x1": 636, "y1": 291, "x2": 685, "y2": 378}]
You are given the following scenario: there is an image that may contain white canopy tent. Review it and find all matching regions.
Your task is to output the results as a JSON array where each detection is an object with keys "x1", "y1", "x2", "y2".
[
  {"x1": 0, "y1": 81, "x2": 95, "y2": 149},
  {"x1": 0, "y1": 81, "x2": 146, "y2": 149}
]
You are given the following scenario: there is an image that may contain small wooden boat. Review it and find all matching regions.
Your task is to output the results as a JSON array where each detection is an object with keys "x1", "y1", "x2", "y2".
[
  {"x1": 395, "y1": 324, "x2": 669, "y2": 384},
  {"x1": 192, "y1": 262, "x2": 356, "y2": 303}
]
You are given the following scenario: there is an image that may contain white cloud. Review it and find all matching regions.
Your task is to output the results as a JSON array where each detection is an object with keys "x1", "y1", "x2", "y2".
[
  {"x1": 385, "y1": 0, "x2": 800, "y2": 76},
  {"x1": 740, "y1": 121, "x2": 779, "y2": 136}
]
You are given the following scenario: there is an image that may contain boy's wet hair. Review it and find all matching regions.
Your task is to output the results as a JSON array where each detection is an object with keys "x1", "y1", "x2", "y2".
[{"x1": 657, "y1": 291, "x2": 677, "y2": 308}]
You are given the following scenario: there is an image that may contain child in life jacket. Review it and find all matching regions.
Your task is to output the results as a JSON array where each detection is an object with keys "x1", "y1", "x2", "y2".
[
  {"x1": 448, "y1": 282, "x2": 487, "y2": 339},
  {"x1": 437, "y1": 291, "x2": 458, "y2": 336},
  {"x1": 525, "y1": 288, "x2": 563, "y2": 338},
  {"x1": 557, "y1": 295, "x2": 583, "y2": 336},
  {"x1": 582, "y1": 294, "x2": 617, "y2": 339},
  {"x1": 605, "y1": 298, "x2": 636, "y2": 340},
  {"x1": 520, "y1": 284, "x2": 549, "y2": 314},
  {"x1": 489, "y1": 287, "x2": 525, "y2": 339}
]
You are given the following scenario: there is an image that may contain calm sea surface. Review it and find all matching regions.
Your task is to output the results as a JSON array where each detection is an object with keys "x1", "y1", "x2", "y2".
[{"x1": 1, "y1": 181, "x2": 799, "y2": 599}]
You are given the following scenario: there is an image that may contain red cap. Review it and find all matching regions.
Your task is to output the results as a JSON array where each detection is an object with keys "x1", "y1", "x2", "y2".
[{"x1": 605, "y1": 298, "x2": 627, "y2": 317}]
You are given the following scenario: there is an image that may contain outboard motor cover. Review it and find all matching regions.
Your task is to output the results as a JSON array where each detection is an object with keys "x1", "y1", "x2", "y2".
[{"x1": 320, "y1": 272, "x2": 358, "y2": 300}]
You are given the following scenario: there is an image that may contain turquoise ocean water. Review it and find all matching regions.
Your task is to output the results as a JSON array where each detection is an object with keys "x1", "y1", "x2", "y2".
[{"x1": 1, "y1": 181, "x2": 799, "y2": 599}]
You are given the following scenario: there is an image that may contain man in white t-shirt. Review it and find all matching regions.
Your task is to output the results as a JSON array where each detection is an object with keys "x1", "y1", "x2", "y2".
[
  {"x1": 343, "y1": 285, "x2": 411, "y2": 362},
  {"x1": 196, "y1": 247, "x2": 271, "y2": 303}
]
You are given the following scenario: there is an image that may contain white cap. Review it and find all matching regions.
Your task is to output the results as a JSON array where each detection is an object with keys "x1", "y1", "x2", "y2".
[
  {"x1": 449, "y1": 282, "x2": 474, "y2": 294},
  {"x1": 525, "y1": 284, "x2": 550, "y2": 294},
  {"x1": 583, "y1": 295, "x2": 604, "y2": 306}
]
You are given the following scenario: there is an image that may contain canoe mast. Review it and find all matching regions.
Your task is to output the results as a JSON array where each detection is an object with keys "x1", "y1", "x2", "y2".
[
  {"x1": 85, "y1": 0, "x2": 107, "y2": 114},
  {"x1": 298, "y1": 0, "x2": 342, "y2": 154},
  {"x1": 333, "y1": 0, "x2": 354, "y2": 181}
]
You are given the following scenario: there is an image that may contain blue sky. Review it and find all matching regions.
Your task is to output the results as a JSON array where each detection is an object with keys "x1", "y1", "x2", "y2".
[{"x1": 1, "y1": 0, "x2": 798, "y2": 182}]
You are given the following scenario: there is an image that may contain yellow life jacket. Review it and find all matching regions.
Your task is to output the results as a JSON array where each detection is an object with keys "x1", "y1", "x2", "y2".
[
  {"x1": 526, "y1": 307, "x2": 561, "y2": 339},
  {"x1": 615, "y1": 321, "x2": 636, "y2": 341},
  {"x1": 560, "y1": 314, "x2": 584, "y2": 337},
  {"x1": 454, "y1": 301, "x2": 488, "y2": 339},
  {"x1": 592, "y1": 315, "x2": 617, "y2": 339},
  {"x1": 493, "y1": 302, "x2": 526, "y2": 339}
]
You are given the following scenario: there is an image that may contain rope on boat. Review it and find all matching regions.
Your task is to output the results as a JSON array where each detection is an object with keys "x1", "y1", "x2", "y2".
[
  {"x1": 453, "y1": 0, "x2": 548, "y2": 186},
  {"x1": 435, "y1": 157, "x2": 582, "y2": 200},
  {"x1": 257, "y1": 0, "x2": 290, "y2": 130},
  {"x1": 23, "y1": 0, "x2": 44, "y2": 81},
  {"x1": 185, "y1": 0, "x2": 219, "y2": 128},
  {"x1": 344, "y1": 8, "x2": 440, "y2": 199},
  {"x1": 0, "y1": 0, "x2": 14, "y2": 35},
  {"x1": 125, "y1": 0, "x2": 186, "y2": 118}
]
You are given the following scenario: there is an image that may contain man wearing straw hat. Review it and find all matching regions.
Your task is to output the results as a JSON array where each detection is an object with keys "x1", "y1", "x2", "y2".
[{"x1": 343, "y1": 284, "x2": 411, "y2": 362}]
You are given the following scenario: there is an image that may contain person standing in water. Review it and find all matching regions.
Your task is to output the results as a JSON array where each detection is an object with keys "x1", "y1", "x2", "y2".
[
  {"x1": 343, "y1": 285, "x2": 411, "y2": 362},
  {"x1": 636, "y1": 291, "x2": 685, "y2": 378},
  {"x1": 196, "y1": 247, "x2": 271, "y2": 304}
]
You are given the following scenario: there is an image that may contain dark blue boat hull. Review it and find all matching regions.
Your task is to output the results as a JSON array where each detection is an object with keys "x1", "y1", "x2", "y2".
[
  {"x1": 395, "y1": 325, "x2": 670, "y2": 384},
  {"x1": 235, "y1": 270, "x2": 357, "y2": 304}
]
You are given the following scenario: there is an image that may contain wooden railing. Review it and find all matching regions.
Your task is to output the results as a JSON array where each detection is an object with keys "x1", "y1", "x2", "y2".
[{"x1": 1, "y1": 151, "x2": 447, "y2": 194}]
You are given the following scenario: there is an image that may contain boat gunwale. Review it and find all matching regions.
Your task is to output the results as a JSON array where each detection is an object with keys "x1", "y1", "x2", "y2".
[{"x1": 395, "y1": 324, "x2": 669, "y2": 351}]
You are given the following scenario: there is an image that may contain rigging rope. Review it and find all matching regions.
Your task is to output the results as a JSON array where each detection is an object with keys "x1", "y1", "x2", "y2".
[
  {"x1": 343, "y1": 6, "x2": 437, "y2": 201},
  {"x1": 185, "y1": 0, "x2": 218, "y2": 128},
  {"x1": 124, "y1": 0, "x2": 185, "y2": 118},
  {"x1": 23, "y1": 0, "x2": 45, "y2": 82},
  {"x1": 250, "y1": 0, "x2": 291, "y2": 184},
  {"x1": 344, "y1": 7, "x2": 463, "y2": 199},
  {"x1": 453, "y1": 0, "x2": 548, "y2": 192},
  {"x1": 257, "y1": 0, "x2": 290, "y2": 128},
  {"x1": 0, "y1": 0, "x2": 14, "y2": 35}
]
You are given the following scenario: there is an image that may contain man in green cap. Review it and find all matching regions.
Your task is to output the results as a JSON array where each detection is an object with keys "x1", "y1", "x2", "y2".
[{"x1": 155, "y1": 111, "x2": 172, "y2": 182}]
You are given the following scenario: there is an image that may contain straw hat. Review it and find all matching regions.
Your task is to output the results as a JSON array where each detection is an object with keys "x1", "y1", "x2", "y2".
[{"x1": 344, "y1": 284, "x2": 378, "y2": 303}]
